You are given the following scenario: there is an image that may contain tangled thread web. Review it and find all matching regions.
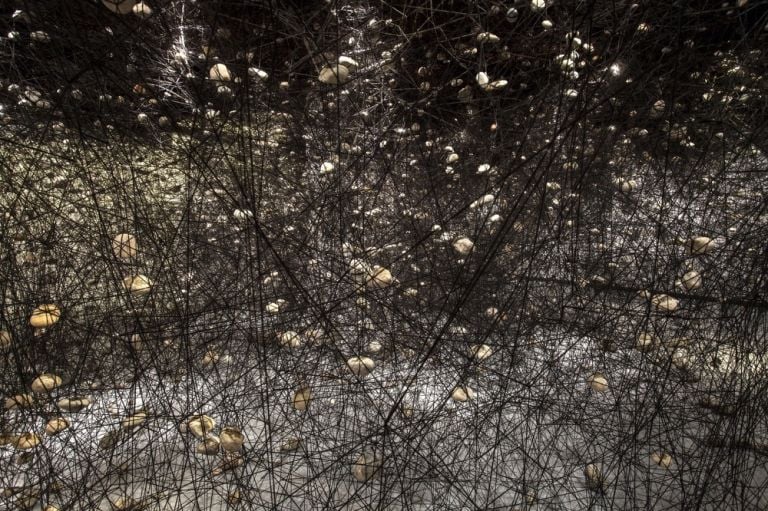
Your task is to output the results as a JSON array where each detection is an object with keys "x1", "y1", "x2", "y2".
[{"x1": 0, "y1": 0, "x2": 767, "y2": 509}]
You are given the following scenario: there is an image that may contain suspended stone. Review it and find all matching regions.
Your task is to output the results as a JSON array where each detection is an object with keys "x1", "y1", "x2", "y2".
[
  {"x1": 681, "y1": 270, "x2": 702, "y2": 290},
  {"x1": 31, "y1": 374, "x2": 62, "y2": 393},
  {"x1": 209, "y1": 63, "x2": 232, "y2": 82},
  {"x1": 201, "y1": 350, "x2": 219, "y2": 367},
  {"x1": 14, "y1": 433, "x2": 41, "y2": 450},
  {"x1": 470, "y1": 194, "x2": 494, "y2": 209},
  {"x1": 475, "y1": 72, "x2": 489, "y2": 86},
  {"x1": 320, "y1": 161, "x2": 335, "y2": 174},
  {"x1": 584, "y1": 463, "x2": 603, "y2": 490},
  {"x1": 123, "y1": 275, "x2": 152, "y2": 296},
  {"x1": 57, "y1": 397, "x2": 91, "y2": 412},
  {"x1": 220, "y1": 427, "x2": 245, "y2": 452},
  {"x1": 278, "y1": 331, "x2": 301, "y2": 348},
  {"x1": 650, "y1": 451, "x2": 673, "y2": 468},
  {"x1": 366, "y1": 266, "x2": 395, "y2": 289},
  {"x1": 187, "y1": 415, "x2": 215, "y2": 438},
  {"x1": 451, "y1": 386, "x2": 475, "y2": 402},
  {"x1": 121, "y1": 412, "x2": 147, "y2": 429},
  {"x1": 671, "y1": 349, "x2": 689, "y2": 369},
  {"x1": 687, "y1": 236, "x2": 718, "y2": 255},
  {"x1": 482, "y1": 80, "x2": 509, "y2": 91},
  {"x1": 469, "y1": 344, "x2": 492, "y2": 361},
  {"x1": 453, "y1": 237, "x2": 474, "y2": 255},
  {"x1": 402, "y1": 287, "x2": 418, "y2": 298},
  {"x1": 29, "y1": 304, "x2": 61, "y2": 328},
  {"x1": 346, "y1": 356, "x2": 375, "y2": 378},
  {"x1": 45, "y1": 417, "x2": 69, "y2": 436},
  {"x1": 132, "y1": 2, "x2": 152, "y2": 18},
  {"x1": 30, "y1": 31, "x2": 51, "y2": 43},
  {"x1": 111, "y1": 496, "x2": 145, "y2": 511},
  {"x1": 338, "y1": 56, "x2": 359, "y2": 71},
  {"x1": 614, "y1": 178, "x2": 637, "y2": 193},
  {"x1": 636, "y1": 332, "x2": 656, "y2": 352},
  {"x1": 446, "y1": 152, "x2": 459, "y2": 163},
  {"x1": 112, "y1": 233, "x2": 138, "y2": 260},
  {"x1": 12, "y1": 10, "x2": 31, "y2": 23},
  {"x1": 0, "y1": 330, "x2": 10, "y2": 349},
  {"x1": 350, "y1": 258, "x2": 372, "y2": 278},
  {"x1": 352, "y1": 453, "x2": 381, "y2": 482},
  {"x1": 197, "y1": 436, "x2": 220, "y2": 455},
  {"x1": 587, "y1": 372, "x2": 608, "y2": 392},
  {"x1": 293, "y1": 387, "x2": 311, "y2": 411},
  {"x1": 650, "y1": 99, "x2": 665, "y2": 118},
  {"x1": 318, "y1": 65, "x2": 350, "y2": 85},
  {"x1": 233, "y1": 209, "x2": 254, "y2": 221},
  {"x1": 226, "y1": 490, "x2": 241, "y2": 505},
  {"x1": 476, "y1": 32, "x2": 500, "y2": 43},
  {"x1": 280, "y1": 436, "x2": 301, "y2": 451},
  {"x1": 102, "y1": 0, "x2": 137, "y2": 14},
  {"x1": 651, "y1": 294, "x2": 679, "y2": 312},
  {"x1": 4, "y1": 393, "x2": 34, "y2": 410},
  {"x1": 248, "y1": 67, "x2": 269, "y2": 81}
]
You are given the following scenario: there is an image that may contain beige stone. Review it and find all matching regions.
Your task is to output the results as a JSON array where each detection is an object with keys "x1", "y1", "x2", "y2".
[
  {"x1": 318, "y1": 65, "x2": 350, "y2": 85},
  {"x1": 123, "y1": 275, "x2": 152, "y2": 296},
  {"x1": 650, "y1": 451, "x2": 673, "y2": 468},
  {"x1": 220, "y1": 427, "x2": 245, "y2": 452},
  {"x1": 187, "y1": 415, "x2": 215, "y2": 438},
  {"x1": 112, "y1": 233, "x2": 138, "y2": 260},
  {"x1": 587, "y1": 372, "x2": 608, "y2": 392},
  {"x1": 45, "y1": 417, "x2": 69, "y2": 436},
  {"x1": 102, "y1": 0, "x2": 137, "y2": 14},
  {"x1": 352, "y1": 453, "x2": 381, "y2": 482},
  {"x1": 57, "y1": 396, "x2": 92, "y2": 412},
  {"x1": 209, "y1": 63, "x2": 232, "y2": 81},
  {"x1": 4, "y1": 393, "x2": 34, "y2": 410},
  {"x1": 14, "y1": 432, "x2": 41, "y2": 450},
  {"x1": 346, "y1": 356, "x2": 375, "y2": 378},
  {"x1": 293, "y1": 387, "x2": 311, "y2": 411},
  {"x1": 31, "y1": 373, "x2": 62, "y2": 393},
  {"x1": 197, "y1": 436, "x2": 220, "y2": 455},
  {"x1": 584, "y1": 463, "x2": 603, "y2": 489},
  {"x1": 29, "y1": 304, "x2": 61, "y2": 328}
]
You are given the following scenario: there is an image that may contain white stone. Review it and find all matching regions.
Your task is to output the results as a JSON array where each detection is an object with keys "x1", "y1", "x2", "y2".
[
  {"x1": 453, "y1": 237, "x2": 474, "y2": 255},
  {"x1": 476, "y1": 32, "x2": 500, "y2": 43},
  {"x1": 681, "y1": 270, "x2": 702, "y2": 290},
  {"x1": 209, "y1": 63, "x2": 232, "y2": 82},
  {"x1": 470, "y1": 194, "x2": 494, "y2": 209},
  {"x1": 346, "y1": 356, "x2": 375, "y2": 377},
  {"x1": 248, "y1": 67, "x2": 269, "y2": 81},
  {"x1": 318, "y1": 65, "x2": 350, "y2": 85},
  {"x1": 338, "y1": 56, "x2": 359, "y2": 71},
  {"x1": 278, "y1": 331, "x2": 301, "y2": 348}
]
